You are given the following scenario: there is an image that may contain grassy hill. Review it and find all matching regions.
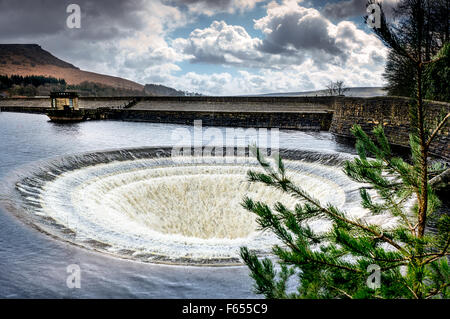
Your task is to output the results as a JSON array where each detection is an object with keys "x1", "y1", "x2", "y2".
[
  {"x1": 0, "y1": 44, "x2": 144, "y2": 92},
  {"x1": 0, "y1": 44, "x2": 197, "y2": 97}
]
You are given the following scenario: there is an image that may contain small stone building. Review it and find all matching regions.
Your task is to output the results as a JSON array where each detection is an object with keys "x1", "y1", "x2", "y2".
[{"x1": 50, "y1": 92, "x2": 79, "y2": 110}]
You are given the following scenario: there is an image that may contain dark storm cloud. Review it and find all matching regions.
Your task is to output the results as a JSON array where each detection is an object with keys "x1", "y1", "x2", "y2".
[
  {"x1": 166, "y1": 0, "x2": 233, "y2": 10},
  {"x1": 322, "y1": 0, "x2": 367, "y2": 20},
  {"x1": 0, "y1": 0, "x2": 146, "y2": 40},
  {"x1": 165, "y1": 0, "x2": 265, "y2": 14},
  {"x1": 0, "y1": 0, "x2": 65, "y2": 37},
  {"x1": 0, "y1": 0, "x2": 157, "y2": 78},
  {"x1": 322, "y1": 0, "x2": 397, "y2": 20},
  {"x1": 258, "y1": 11, "x2": 343, "y2": 57}
]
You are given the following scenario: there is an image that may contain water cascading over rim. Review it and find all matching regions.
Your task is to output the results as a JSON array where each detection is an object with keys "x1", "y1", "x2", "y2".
[{"x1": 1, "y1": 147, "x2": 400, "y2": 266}]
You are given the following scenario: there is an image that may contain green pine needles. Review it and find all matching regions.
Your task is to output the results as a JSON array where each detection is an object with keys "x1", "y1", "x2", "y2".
[
  {"x1": 241, "y1": 124, "x2": 449, "y2": 299},
  {"x1": 240, "y1": 0, "x2": 449, "y2": 299}
]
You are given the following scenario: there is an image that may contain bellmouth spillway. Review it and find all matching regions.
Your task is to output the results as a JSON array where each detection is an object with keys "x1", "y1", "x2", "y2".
[{"x1": 2, "y1": 147, "x2": 400, "y2": 266}]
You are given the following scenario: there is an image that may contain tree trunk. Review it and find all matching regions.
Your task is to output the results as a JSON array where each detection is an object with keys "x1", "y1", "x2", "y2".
[{"x1": 417, "y1": 65, "x2": 428, "y2": 239}]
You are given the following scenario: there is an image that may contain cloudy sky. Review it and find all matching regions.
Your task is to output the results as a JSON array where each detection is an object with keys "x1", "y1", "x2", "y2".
[{"x1": 0, "y1": 0, "x2": 398, "y2": 95}]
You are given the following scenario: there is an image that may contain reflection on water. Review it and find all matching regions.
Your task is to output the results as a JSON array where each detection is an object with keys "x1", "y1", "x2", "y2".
[{"x1": 49, "y1": 121, "x2": 81, "y2": 135}]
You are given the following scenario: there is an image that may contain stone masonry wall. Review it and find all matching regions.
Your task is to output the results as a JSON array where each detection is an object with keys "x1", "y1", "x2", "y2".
[{"x1": 108, "y1": 109, "x2": 333, "y2": 131}]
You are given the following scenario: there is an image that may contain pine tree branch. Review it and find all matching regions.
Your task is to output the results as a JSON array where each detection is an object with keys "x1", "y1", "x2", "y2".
[
  {"x1": 335, "y1": 227, "x2": 409, "y2": 263},
  {"x1": 364, "y1": 250, "x2": 408, "y2": 263},
  {"x1": 413, "y1": 252, "x2": 450, "y2": 260},
  {"x1": 425, "y1": 283, "x2": 449, "y2": 299},
  {"x1": 272, "y1": 232, "x2": 362, "y2": 273},
  {"x1": 245, "y1": 197, "x2": 363, "y2": 274},
  {"x1": 329, "y1": 286, "x2": 353, "y2": 299},
  {"x1": 380, "y1": 262, "x2": 408, "y2": 271},
  {"x1": 423, "y1": 55, "x2": 445, "y2": 65},
  {"x1": 384, "y1": 192, "x2": 415, "y2": 232},
  {"x1": 393, "y1": 272, "x2": 420, "y2": 299},
  {"x1": 250, "y1": 153, "x2": 410, "y2": 256},
  {"x1": 382, "y1": 158, "x2": 418, "y2": 191},
  {"x1": 350, "y1": 125, "x2": 419, "y2": 191},
  {"x1": 423, "y1": 237, "x2": 450, "y2": 264},
  {"x1": 429, "y1": 167, "x2": 450, "y2": 191},
  {"x1": 441, "y1": 236, "x2": 450, "y2": 255},
  {"x1": 422, "y1": 254, "x2": 450, "y2": 265},
  {"x1": 282, "y1": 182, "x2": 409, "y2": 255},
  {"x1": 426, "y1": 112, "x2": 450, "y2": 150},
  {"x1": 286, "y1": 252, "x2": 362, "y2": 273},
  {"x1": 405, "y1": 282, "x2": 420, "y2": 299},
  {"x1": 255, "y1": 223, "x2": 362, "y2": 278}
]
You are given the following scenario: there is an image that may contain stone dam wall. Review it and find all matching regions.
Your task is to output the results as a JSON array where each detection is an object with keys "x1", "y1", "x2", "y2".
[
  {"x1": 329, "y1": 97, "x2": 450, "y2": 160},
  {"x1": 0, "y1": 96, "x2": 448, "y2": 159},
  {"x1": 109, "y1": 96, "x2": 334, "y2": 130},
  {"x1": 109, "y1": 109, "x2": 332, "y2": 130}
]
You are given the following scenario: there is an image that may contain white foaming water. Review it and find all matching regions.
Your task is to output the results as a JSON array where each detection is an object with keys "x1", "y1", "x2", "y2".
[{"x1": 12, "y1": 153, "x2": 399, "y2": 265}]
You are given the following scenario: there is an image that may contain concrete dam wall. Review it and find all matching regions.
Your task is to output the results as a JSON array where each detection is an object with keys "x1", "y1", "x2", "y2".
[
  {"x1": 110, "y1": 96, "x2": 335, "y2": 130},
  {"x1": 0, "y1": 96, "x2": 448, "y2": 159}
]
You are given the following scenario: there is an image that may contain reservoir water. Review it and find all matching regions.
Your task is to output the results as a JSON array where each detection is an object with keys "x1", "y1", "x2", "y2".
[{"x1": 0, "y1": 112, "x2": 357, "y2": 298}]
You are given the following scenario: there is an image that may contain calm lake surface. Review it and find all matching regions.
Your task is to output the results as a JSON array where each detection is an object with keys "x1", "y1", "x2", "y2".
[{"x1": 0, "y1": 112, "x2": 354, "y2": 298}]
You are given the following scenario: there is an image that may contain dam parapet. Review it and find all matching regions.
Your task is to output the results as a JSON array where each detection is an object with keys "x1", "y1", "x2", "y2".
[
  {"x1": 0, "y1": 95, "x2": 448, "y2": 159},
  {"x1": 329, "y1": 96, "x2": 450, "y2": 160}
]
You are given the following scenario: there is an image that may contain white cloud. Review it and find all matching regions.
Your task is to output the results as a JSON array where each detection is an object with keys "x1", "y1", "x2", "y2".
[
  {"x1": 175, "y1": 20, "x2": 266, "y2": 66},
  {"x1": 165, "y1": 0, "x2": 387, "y2": 95},
  {"x1": 156, "y1": 55, "x2": 386, "y2": 96},
  {"x1": 121, "y1": 0, "x2": 388, "y2": 95}
]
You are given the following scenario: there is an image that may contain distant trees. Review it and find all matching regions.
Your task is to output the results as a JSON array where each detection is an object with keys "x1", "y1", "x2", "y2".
[
  {"x1": 0, "y1": 74, "x2": 202, "y2": 97},
  {"x1": 423, "y1": 44, "x2": 450, "y2": 102},
  {"x1": 0, "y1": 75, "x2": 66, "y2": 90},
  {"x1": 0, "y1": 75, "x2": 66, "y2": 97},
  {"x1": 8, "y1": 84, "x2": 37, "y2": 97},
  {"x1": 325, "y1": 80, "x2": 349, "y2": 96},
  {"x1": 334, "y1": 80, "x2": 350, "y2": 96},
  {"x1": 0, "y1": 75, "x2": 148, "y2": 97},
  {"x1": 382, "y1": 0, "x2": 449, "y2": 101},
  {"x1": 325, "y1": 81, "x2": 335, "y2": 96}
]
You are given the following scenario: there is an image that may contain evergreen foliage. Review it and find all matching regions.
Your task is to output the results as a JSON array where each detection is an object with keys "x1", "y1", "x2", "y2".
[
  {"x1": 381, "y1": 0, "x2": 449, "y2": 101},
  {"x1": 423, "y1": 43, "x2": 450, "y2": 102},
  {"x1": 384, "y1": 51, "x2": 417, "y2": 98},
  {"x1": 240, "y1": 0, "x2": 450, "y2": 299},
  {"x1": 0, "y1": 74, "x2": 66, "y2": 90},
  {"x1": 0, "y1": 75, "x2": 146, "y2": 97}
]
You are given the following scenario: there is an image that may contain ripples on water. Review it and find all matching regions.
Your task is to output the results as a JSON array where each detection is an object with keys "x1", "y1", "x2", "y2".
[{"x1": 0, "y1": 112, "x2": 359, "y2": 298}]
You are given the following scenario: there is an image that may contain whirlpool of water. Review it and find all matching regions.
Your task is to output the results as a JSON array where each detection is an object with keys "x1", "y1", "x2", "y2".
[{"x1": 3, "y1": 147, "x2": 400, "y2": 266}]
